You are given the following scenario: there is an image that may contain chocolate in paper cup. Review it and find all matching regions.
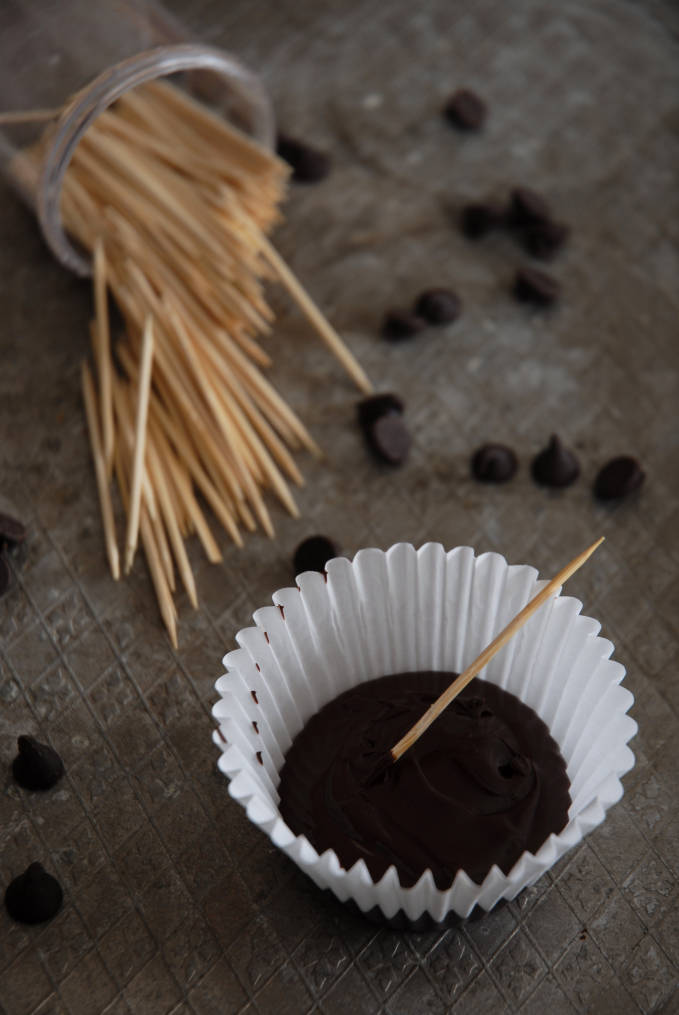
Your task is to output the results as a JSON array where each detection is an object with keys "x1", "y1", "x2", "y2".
[{"x1": 212, "y1": 543, "x2": 637, "y2": 926}]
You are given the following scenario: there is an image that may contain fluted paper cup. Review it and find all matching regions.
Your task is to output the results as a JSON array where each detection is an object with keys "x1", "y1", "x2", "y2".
[{"x1": 212, "y1": 543, "x2": 637, "y2": 925}]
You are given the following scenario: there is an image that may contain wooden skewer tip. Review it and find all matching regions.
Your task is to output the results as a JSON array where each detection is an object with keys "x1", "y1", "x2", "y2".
[
  {"x1": 389, "y1": 537, "x2": 605, "y2": 764},
  {"x1": 123, "y1": 315, "x2": 155, "y2": 574}
]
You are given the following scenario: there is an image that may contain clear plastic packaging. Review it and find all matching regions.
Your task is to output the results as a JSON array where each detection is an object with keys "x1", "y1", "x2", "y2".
[
  {"x1": 213, "y1": 542, "x2": 637, "y2": 927},
  {"x1": 0, "y1": 0, "x2": 274, "y2": 275}
]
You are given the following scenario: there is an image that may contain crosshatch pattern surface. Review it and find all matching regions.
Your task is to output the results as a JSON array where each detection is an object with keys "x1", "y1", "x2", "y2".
[{"x1": 1, "y1": 0, "x2": 678, "y2": 1012}]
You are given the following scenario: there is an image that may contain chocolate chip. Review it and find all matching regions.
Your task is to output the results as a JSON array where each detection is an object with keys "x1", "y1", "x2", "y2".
[
  {"x1": 508, "y1": 187, "x2": 552, "y2": 228},
  {"x1": 531, "y1": 435, "x2": 580, "y2": 488},
  {"x1": 594, "y1": 456, "x2": 645, "y2": 500},
  {"x1": 357, "y1": 393, "x2": 404, "y2": 429},
  {"x1": 367, "y1": 414, "x2": 411, "y2": 465},
  {"x1": 0, "y1": 512, "x2": 26, "y2": 549},
  {"x1": 460, "y1": 202, "x2": 505, "y2": 239},
  {"x1": 513, "y1": 267, "x2": 560, "y2": 306},
  {"x1": 381, "y1": 310, "x2": 427, "y2": 341},
  {"x1": 520, "y1": 220, "x2": 569, "y2": 260},
  {"x1": 12, "y1": 735, "x2": 65, "y2": 791},
  {"x1": 4, "y1": 862, "x2": 63, "y2": 924},
  {"x1": 276, "y1": 133, "x2": 331, "y2": 183},
  {"x1": 293, "y1": 535, "x2": 338, "y2": 575},
  {"x1": 471, "y1": 444, "x2": 518, "y2": 483},
  {"x1": 0, "y1": 555, "x2": 9, "y2": 598},
  {"x1": 414, "y1": 288, "x2": 461, "y2": 325},
  {"x1": 443, "y1": 89, "x2": 486, "y2": 130}
]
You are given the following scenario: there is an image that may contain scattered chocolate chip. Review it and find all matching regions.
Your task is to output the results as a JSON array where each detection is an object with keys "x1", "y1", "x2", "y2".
[
  {"x1": 357, "y1": 393, "x2": 404, "y2": 429},
  {"x1": 0, "y1": 512, "x2": 26, "y2": 550},
  {"x1": 0, "y1": 555, "x2": 9, "y2": 598},
  {"x1": 251, "y1": 690, "x2": 259, "y2": 705},
  {"x1": 256, "y1": 751, "x2": 264, "y2": 766},
  {"x1": 276, "y1": 133, "x2": 331, "y2": 183},
  {"x1": 513, "y1": 267, "x2": 560, "y2": 306},
  {"x1": 471, "y1": 444, "x2": 518, "y2": 483},
  {"x1": 508, "y1": 187, "x2": 552, "y2": 228},
  {"x1": 594, "y1": 456, "x2": 645, "y2": 500},
  {"x1": 4, "y1": 862, "x2": 63, "y2": 924},
  {"x1": 381, "y1": 310, "x2": 427, "y2": 342},
  {"x1": 531, "y1": 435, "x2": 580, "y2": 488},
  {"x1": 12, "y1": 735, "x2": 65, "y2": 792},
  {"x1": 443, "y1": 89, "x2": 486, "y2": 130},
  {"x1": 293, "y1": 535, "x2": 338, "y2": 575},
  {"x1": 460, "y1": 202, "x2": 505, "y2": 239},
  {"x1": 414, "y1": 288, "x2": 461, "y2": 325},
  {"x1": 520, "y1": 220, "x2": 569, "y2": 260},
  {"x1": 367, "y1": 414, "x2": 412, "y2": 465}
]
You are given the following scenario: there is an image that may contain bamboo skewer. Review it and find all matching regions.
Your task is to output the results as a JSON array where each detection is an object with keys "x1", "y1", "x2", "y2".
[
  {"x1": 149, "y1": 397, "x2": 243, "y2": 548},
  {"x1": 113, "y1": 376, "x2": 175, "y2": 593},
  {"x1": 145, "y1": 432, "x2": 198, "y2": 608},
  {"x1": 0, "y1": 107, "x2": 61, "y2": 125},
  {"x1": 148, "y1": 416, "x2": 222, "y2": 564},
  {"x1": 119, "y1": 334, "x2": 249, "y2": 537},
  {"x1": 141, "y1": 506, "x2": 178, "y2": 648},
  {"x1": 114, "y1": 433, "x2": 177, "y2": 645},
  {"x1": 110, "y1": 368, "x2": 159, "y2": 522},
  {"x1": 81, "y1": 362, "x2": 120, "y2": 581},
  {"x1": 389, "y1": 537, "x2": 605, "y2": 764},
  {"x1": 165, "y1": 300, "x2": 299, "y2": 518},
  {"x1": 261, "y1": 238, "x2": 374, "y2": 396},
  {"x1": 93, "y1": 240, "x2": 114, "y2": 475},
  {"x1": 124, "y1": 315, "x2": 154, "y2": 574},
  {"x1": 13, "y1": 79, "x2": 374, "y2": 642}
]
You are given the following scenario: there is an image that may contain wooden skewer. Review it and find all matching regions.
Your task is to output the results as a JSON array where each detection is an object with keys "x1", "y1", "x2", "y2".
[
  {"x1": 150, "y1": 397, "x2": 243, "y2": 548},
  {"x1": 124, "y1": 314, "x2": 154, "y2": 574},
  {"x1": 140, "y1": 507, "x2": 179, "y2": 649},
  {"x1": 114, "y1": 436, "x2": 177, "y2": 646},
  {"x1": 110, "y1": 365, "x2": 159, "y2": 523},
  {"x1": 260, "y1": 237, "x2": 374, "y2": 395},
  {"x1": 132, "y1": 309, "x2": 252, "y2": 514},
  {"x1": 81, "y1": 362, "x2": 120, "y2": 580},
  {"x1": 148, "y1": 415, "x2": 222, "y2": 564},
  {"x1": 0, "y1": 107, "x2": 61, "y2": 125},
  {"x1": 141, "y1": 79, "x2": 285, "y2": 179},
  {"x1": 145, "y1": 430, "x2": 199, "y2": 608},
  {"x1": 113, "y1": 374, "x2": 175, "y2": 592},
  {"x1": 389, "y1": 537, "x2": 605, "y2": 764},
  {"x1": 164, "y1": 300, "x2": 299, "y2": 517},
  {"x1": 93, "y1": 239, "x2": 114, "y2": 475},
  {"x1": 116, "y1": 334, "x2": 246, "y2": 546},
  {"x1": 197, "y1": 334, "x2": 304, "y2": 485},
  {"x1": 16, "y1": 79, "x2": 375, "y2": 642}
]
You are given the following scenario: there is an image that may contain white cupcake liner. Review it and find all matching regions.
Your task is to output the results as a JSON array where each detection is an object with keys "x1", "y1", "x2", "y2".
[{"x1": 212, "y1": 543, "x2": 637, "y2": 924}]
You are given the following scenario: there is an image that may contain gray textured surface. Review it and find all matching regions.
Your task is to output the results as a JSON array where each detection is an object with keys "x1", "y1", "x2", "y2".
[{"x1": 1, "y1": 0, "x2": 679, "y2": 1012}]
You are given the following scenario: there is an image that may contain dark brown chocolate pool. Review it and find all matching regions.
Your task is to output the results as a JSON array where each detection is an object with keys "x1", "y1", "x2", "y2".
[{"x1": 278, "y1": 672, "x2": 571, "y2": 889}]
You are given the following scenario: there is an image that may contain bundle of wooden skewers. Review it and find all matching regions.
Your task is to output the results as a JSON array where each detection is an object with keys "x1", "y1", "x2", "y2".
[{"x1": 19, "y1": 81, "x2": 373, "y2": 645}]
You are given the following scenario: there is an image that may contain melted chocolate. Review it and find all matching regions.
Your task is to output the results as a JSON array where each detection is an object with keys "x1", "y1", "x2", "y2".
[{"x1": 279, "y1": 672, "x2": 570, "y2": 889}]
